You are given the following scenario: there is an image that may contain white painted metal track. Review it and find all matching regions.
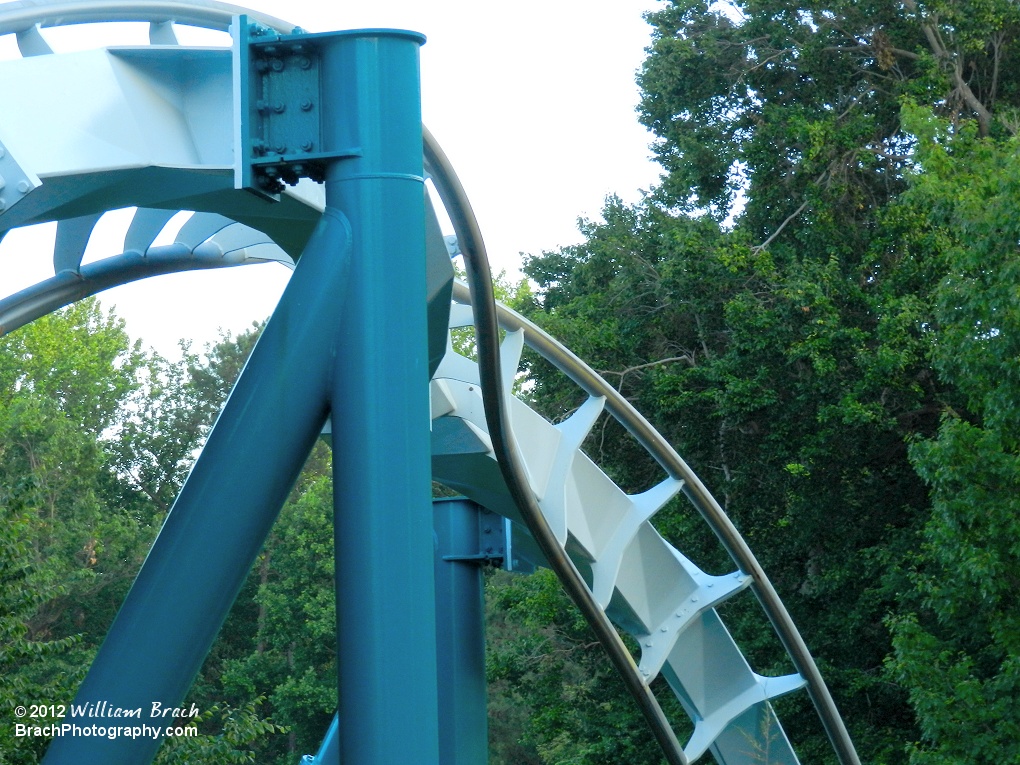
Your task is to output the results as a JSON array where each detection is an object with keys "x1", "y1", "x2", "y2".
[{"x1": 0, "y1": 3, "x2": 860, "y2": 763}]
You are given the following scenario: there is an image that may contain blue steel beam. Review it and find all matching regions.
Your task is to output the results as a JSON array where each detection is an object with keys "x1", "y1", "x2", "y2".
[
  {"x1": 322, "y1": 30, "x2": 440, "y2": 765},
  {"x1": 41, "y1": 207, "x2": 351, "y2": 765},
  {"x1": 43, "y1": 27, "x2": 436, "y2": 764},
  {"x1": 433, "y1": 499, "x2": 491, "y2": 765},
  {"x1": 302, "y1": 498, "x2": 493, "y2": 765}
]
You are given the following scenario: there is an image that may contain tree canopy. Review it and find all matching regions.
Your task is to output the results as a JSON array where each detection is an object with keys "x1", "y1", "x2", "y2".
[{"x1": 516, "y1": 0, "x2": 1020, "y2": 762}]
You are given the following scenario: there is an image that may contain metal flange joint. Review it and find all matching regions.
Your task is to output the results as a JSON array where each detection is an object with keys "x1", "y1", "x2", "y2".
[{"x1": 232, "y1": 15, "x2": 360, "y2": 197}]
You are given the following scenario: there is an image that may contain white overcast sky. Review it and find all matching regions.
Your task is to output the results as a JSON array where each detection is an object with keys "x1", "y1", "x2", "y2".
[{"x1": 0, "y1": 0, "x2": 664, "y2": 356}]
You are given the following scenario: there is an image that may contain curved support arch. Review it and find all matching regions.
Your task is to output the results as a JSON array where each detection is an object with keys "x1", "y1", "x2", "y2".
[{"x1": 0, "y1": 241, "x2": 289, "y2": 336}]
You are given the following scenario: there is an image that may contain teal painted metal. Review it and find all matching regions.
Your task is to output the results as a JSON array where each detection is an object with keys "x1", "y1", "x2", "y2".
[
  {"x1": 303, "y1": 498, "x2": 491, "y2": 765},
  {"x1": 323, "y1": 29, "x2": 440, "y2": 765},
  {"x1": 42, "y1": 24, "x2": 435, "y2": 764},
  {"x1": 434, "y1": 499, "x2": 491, "y2": 765},
  {"x1": 234, "y1": 17, "x2": 358, "y2": 196},
  {"x1": 41, "y1": 206, "x2": 352, "y2": 765}
]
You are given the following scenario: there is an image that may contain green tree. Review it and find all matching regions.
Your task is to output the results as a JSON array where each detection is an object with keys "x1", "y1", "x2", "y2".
[
  {"x1": 0, "y1": 502, "x2": 78, "y2": 765},
  {"x1": 522, "y1": 191, "x2": 946, "y2": 759},
  {"x1": 210, "y1": 474, "x2": 336, "y2": 765},
  {"x1": 110, "y1": 323, "x2": 262, "y2": 515},
  {"x1": 154, "y1": 697, "x2": 283, "y2": 765},
  {"x1": 486, "y1": 569, "x2": 678, "y2": 765},
  {"x1": 0, "y1": 300, "x2": 147, "y2": 762},
  {"x1": 884, "y1": 106, "x2": 1020, "y2": 765},
  {"x1": 515, "y1": 1, "x2": 1020, "y2": 759},
  {"x1": 0, "y1": 309, "x2": 290, "y2": 763}
]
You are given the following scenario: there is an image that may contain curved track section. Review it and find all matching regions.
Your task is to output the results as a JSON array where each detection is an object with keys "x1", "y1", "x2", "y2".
[
  {"x1": 0, "y1": 3, "x2": 859, "y2": 763},
  {"x1": 430, "y1": 303, "x2": 804, "y2": 764}
]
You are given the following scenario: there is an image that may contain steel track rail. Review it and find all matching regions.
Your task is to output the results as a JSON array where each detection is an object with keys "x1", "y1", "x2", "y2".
[
  {"x1": 0, "y1": 4, "x2": 861, "y2": 762},
  {"x1": 425, "y1": 128, "x2": 690, "y2": 765},
  {"x1": 428, "y1": 141, "x2": 861, "y2": 765}
]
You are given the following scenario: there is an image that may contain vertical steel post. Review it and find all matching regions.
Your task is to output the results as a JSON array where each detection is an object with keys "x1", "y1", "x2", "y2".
[
  {"x1": 323, "y1": 31, "x2": 439, "y2": 764},
  {"x1": 434, "y1": 499, "x2": 490, "y2": 765}
]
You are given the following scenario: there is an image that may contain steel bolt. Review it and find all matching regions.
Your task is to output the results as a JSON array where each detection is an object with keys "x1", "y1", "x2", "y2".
[
  {"x1": 0, "y1": 197, "x2": 6, "y2": 211},
  {"x1": 17, "y1": 180, "x2": 30, "y2": 193},
  {"x1": 275, "y1": 145, "x2": 287, "y2": 155},
  {"x1": 0, "y1": 174, "x2": 5, "y2": 190},
  {"x1": 300, "y1": 99, "x2": 314, "y2": 111},
  {"x1": 301, "y1": 140, "x2": 313, "y2": 152},
  {"x1": 255, "y1": 58, "x2": 269, "y2": 74},
  {"x1": 273, "y1": 102, "x2": 286, "y2": 114},
  {"x1": 270, "y1": 58, "x2": 284, "y2": 72},
  {"x1": 297, "y1": 55, "x2": 312, "y2": 70}
]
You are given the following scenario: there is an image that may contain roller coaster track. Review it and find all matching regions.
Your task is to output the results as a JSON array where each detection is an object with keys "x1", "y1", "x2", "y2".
[{"x1": 0, "y1": 3, "x2": 860, "y2": 763}]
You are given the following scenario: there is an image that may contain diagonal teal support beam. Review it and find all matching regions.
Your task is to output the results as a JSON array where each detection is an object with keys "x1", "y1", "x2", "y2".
[
  {"x1": 42, "y1": 22, "x2": 436, "y2": 765},
  {"x1": 42, "y1": 207, "x2": 352, "y2": 765}
]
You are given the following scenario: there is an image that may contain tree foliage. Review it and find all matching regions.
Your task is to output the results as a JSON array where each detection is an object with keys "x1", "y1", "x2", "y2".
[
  {"x1": 512, "y1": 1, "x2": 1020, "y2": 762},
  {"x1": 0, "y1": 300, "x2": 143, "y2": 762},
  {"x1": 883, "y1": 105, "x2": 1020, "y2": 765}
]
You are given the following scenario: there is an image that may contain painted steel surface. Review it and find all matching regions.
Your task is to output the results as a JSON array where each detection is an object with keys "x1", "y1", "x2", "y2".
[
  {"x1": 322, "y1": 29, "x2": 441, "y2": 765},
  {"x1": 0, "y1": 3, "x2": 861, "y2": 764},
  {"x1": 434, "y1": 499, "x2": 491, "y2": 765}
]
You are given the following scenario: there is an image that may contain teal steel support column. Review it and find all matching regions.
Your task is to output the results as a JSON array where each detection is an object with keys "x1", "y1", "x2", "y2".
[
  {"x1": 42, "y1": 207, "x2": 352, "y2": 765},
  {"x1": 324, "y1": 31, "x2": 439, "y2": 764},
  {"x1": 434, "y1": 499, "x2": 490, "y2": 765}
]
